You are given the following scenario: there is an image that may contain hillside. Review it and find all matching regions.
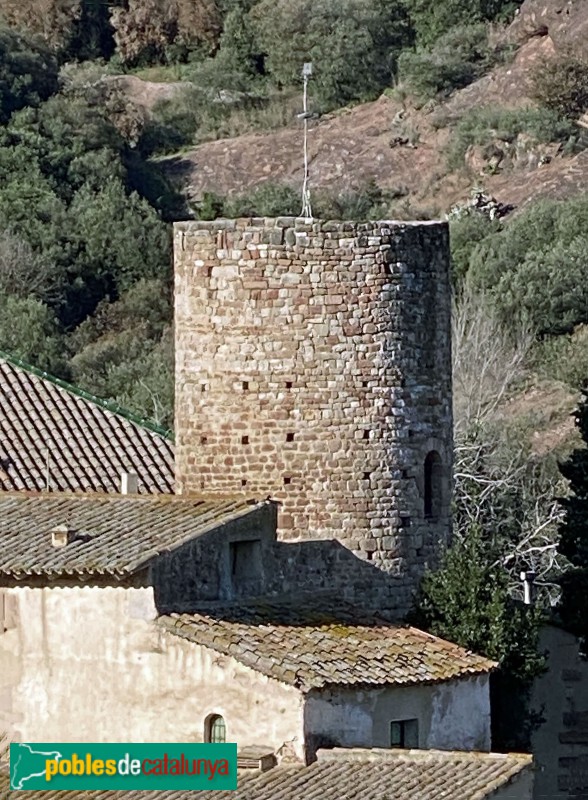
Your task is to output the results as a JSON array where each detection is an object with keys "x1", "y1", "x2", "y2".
[
  {"x1": 159, "y1": 0, "x2": 588, "y2": 216},
  {"x1": 0, "y1": 0, "x2": 586, "y2": 444},
  {"x1": 0, "y1": 0, "x2": 585, "y2": 682}
]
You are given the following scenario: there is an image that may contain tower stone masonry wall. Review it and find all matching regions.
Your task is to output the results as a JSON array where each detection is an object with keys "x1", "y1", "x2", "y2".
[{"x1": 174, "y1": 217, "x2": 453, "y2": 615}]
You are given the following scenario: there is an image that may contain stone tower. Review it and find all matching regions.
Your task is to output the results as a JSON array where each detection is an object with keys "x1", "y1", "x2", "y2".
[{"x1": 174, "y1": 217, "x2": 452, "y2": 612}]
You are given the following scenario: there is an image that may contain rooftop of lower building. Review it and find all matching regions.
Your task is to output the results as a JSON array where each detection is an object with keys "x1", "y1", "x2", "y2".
[
  {"x1": 0, "y1": 493, "x2": 269, "y2": 578},
  {"x1": 158, "y1": 600, "x2": 497, "y2": 691},
  {"x1": 0, "y1": 747, "x2": 533, "y2": 800}
]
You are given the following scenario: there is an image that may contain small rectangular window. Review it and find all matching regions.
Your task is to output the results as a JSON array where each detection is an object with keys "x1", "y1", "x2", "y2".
[
  {"x1": 390, "y1": 719, "x2": 419, "y2": 749},
  {"x1": 229, "y1": 540, "x2": 262, "y2": 595}
]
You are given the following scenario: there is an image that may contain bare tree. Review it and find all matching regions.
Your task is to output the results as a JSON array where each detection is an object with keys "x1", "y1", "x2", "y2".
[
  {"x1": 0, "y1": 230, "x2": 61, "y2": 304},
  {"x1": 452, "y1": 279, "x2": 533, "y2": 435},
  {"x1": 452, "y1": 283, "x2": 566, "y2": 605}
]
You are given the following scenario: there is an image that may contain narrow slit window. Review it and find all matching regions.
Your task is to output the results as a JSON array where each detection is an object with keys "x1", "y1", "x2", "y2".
[{"x1": 424, "y1": 451, "x2": 443, "y2": 520}]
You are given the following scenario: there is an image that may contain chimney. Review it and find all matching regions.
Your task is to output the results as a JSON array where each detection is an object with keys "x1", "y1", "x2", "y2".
[
  {"x1": 237, "y1": 747, "x2": 277, "y2": 772},
  {"x1": 120, "y1": 472, "x2": 138, "y2": 495},
  {"x1": 520, "y1": 570, "x2": 536, "y2": 605},
  {"x1": 51, "y1": 524, "x2": 76, "y2": 548}
]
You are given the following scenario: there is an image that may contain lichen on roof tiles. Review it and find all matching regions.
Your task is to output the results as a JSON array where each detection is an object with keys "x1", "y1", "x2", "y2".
[
  {"x1": 0, "y1": 494, "x2": 267, "y2": 577},
  {"x1": 157, "y1": 602, "x2": 496, "y2": 690}
]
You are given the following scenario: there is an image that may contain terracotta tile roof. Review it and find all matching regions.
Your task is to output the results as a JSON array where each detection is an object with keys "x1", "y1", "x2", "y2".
[
  {"x1": 204, "y1": 749, "x2": 534, "y2": 800},
  {"x1": 0, "y1": 494, "x2": 267, "y2": 578},
  {"x1": 0, "y1": 354, "x2": 174, "y2": 494},
  {"x1": 0, "y1": 748, "x2": 533, "y2": 800},
  {"x1": 158, "y1": 602, "x2": 496, "y2": 690},
  {"x1": 0, "y1": 734, "x2": 9, "y2": 773}
]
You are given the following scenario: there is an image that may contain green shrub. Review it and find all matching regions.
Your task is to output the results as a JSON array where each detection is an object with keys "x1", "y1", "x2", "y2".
[
  {"x1": 468, "y1": 195, "x2": 588, "y2": 336},
  {"x1": 493, "y1": 237, "x2": 588, "y2": 336},
  {"x1": 406, "y1": 0, "x2": 522, "y2": 48},
  {"x1": 0, "y1": 295, "x2": 67, "y2": 376},
  {"x1": 530, "y1": 52, "x2": 588, "y2": 120},
  {"x1": 0, "y1": 93, "x2": 171, "y2": 326},
  {"x1": 249, "y1": 0, "x2": 413, "y2": 111},
  {"x1": 398, "y1": 23, "x2": 504, "y2": 101},
  {"x1": 411, "y1": 523, "x2": 545, "y2": 750},
  {"x1": 196, "y1": 181, "x2": 394, "y2": 220},
  {"x1": 69, "y1": 280, "x2": 173, "y2": 428},
  {"x1": 195, "y1": 192, "x2": 226, "y2": 221},
  {"x1": 533, "y1": 326, "x2": 588, "y2": 389},
  {"x1": 446, "y1": 107, "x2": 578, "y2": 170},
  {"x1": 0, "y1": 27, "x2": 59, "y2": 123},
  {"x1": 449, "y1": 212, "x2": 502, "y2": 287},
  {"x1": 223, "y1": 183, "x2": 301, "y2": 217},
  {"x1": 313, "y1": 181, "x2": 390, "y2": 220}
]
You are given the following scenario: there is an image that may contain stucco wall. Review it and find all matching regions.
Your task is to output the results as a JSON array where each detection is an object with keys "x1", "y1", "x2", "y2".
[
  {"x1": 0, "y1": 586, "x2": 305, "y2": 757},
  {"x1": 174, "y1": 218, "x2": 453, "y2": 617},
  {"x1": 303, "y1": 675, "x2": 491, "y2": 759}
]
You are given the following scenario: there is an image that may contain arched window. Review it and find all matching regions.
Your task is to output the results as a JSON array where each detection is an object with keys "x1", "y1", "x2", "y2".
[
  {"x1": 424, "y1": 451, "x2": 443, "y2": 520},
  {"x1": 204, "y1": 714, "x2": 226, "y2": 743}
]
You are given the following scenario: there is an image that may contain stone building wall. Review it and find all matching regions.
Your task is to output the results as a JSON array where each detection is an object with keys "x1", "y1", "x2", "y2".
[
  {"x1": 174, "y1": 218, "x2": 453, "y2": 615},
  {"x1": 530, "y1": 624, "x2": 588, "y2": 800}
]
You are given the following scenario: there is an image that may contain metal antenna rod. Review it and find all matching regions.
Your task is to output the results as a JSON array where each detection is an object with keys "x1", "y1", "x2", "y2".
[{"x1": 301, "y1": 62, "x2": 313, "y2": 219}]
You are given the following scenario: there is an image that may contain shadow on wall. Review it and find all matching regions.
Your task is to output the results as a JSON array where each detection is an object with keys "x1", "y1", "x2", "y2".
[{"x1": 152, "y1": 514, "x2": 436, "y2": 620}]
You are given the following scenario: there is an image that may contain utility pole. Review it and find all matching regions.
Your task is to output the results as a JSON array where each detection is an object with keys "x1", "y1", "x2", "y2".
[{"x1": 300, "y1": 62, "x2": 313, "y2": 219}]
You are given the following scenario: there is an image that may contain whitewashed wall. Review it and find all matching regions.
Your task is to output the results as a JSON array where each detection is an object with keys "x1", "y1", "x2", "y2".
[
  {"x1": 304, "y1": 675, "x2": 491, "y2": 756},
  {"x1": 0, "y1": 586, "x2": 305, "y2": 758}
]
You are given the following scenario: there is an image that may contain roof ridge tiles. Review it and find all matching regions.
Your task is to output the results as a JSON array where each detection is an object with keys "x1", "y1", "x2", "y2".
[{"x1": 316, "y1": 747, "x2": 533, "y2": 763}]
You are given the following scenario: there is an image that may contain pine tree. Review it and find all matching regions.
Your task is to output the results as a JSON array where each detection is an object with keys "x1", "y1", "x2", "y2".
[{"x1": 557, "y1": 389, "x2": 588, "y2": 651}]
